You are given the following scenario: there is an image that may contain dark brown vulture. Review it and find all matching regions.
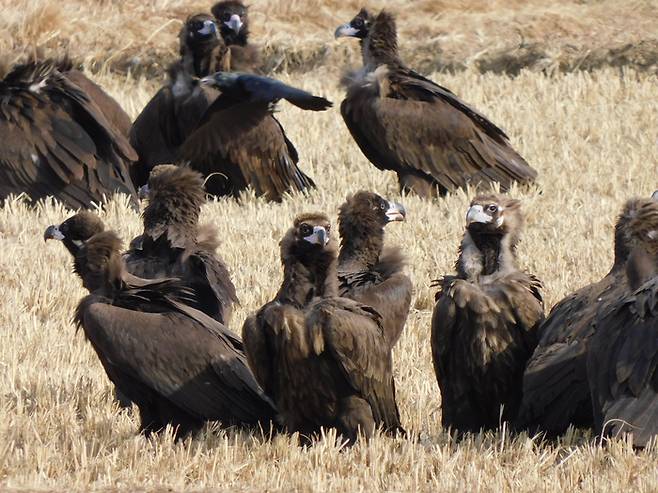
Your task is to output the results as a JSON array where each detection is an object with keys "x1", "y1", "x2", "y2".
[
  {"x1": 335, "y1": 10, "x2": 537, "y2": 198},
  {"x1": 587, "y1": 195, "x2": 658, "y2": 447},
  {"x1": 211, "y1": 0, "x2": 261, "y2": 72},
  {"x1": 124, "y1": 165, "x2": 239, "y2": 325},
  {"x1": 516, "y1": 196, "x2": 655, "y2": 435},
  {"x1": 337, "y1": 191, "x2": 412, "y2": 347},
  {"x1": 178, "y1": 72, "x2": 329, "y2": 201},
  {"x1": 431, "y1": 194, "x2": 544, "y2": 433},
  {"x1": 60, "y1": 225, "x2": 276, "y2": 439},
  {"x1": 0, "y1": 59, "x2": 138, "y2": 209},
  {"x1": 242, "y1": 213, "x2": 403, "y2": 443}
]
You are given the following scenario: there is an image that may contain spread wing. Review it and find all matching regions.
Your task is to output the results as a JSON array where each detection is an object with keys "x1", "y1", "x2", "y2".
[
  {"x1": 341, "y1": 68, "x2": 537, "y2": 193},
  {"x1": 236, "y1": 73, "x2": 333, "y2": 111}
]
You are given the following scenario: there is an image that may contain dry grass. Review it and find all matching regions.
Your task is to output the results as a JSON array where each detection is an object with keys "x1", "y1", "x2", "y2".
[{"x1": 1, "y1": 62, "x2": 657, "y2": 491}]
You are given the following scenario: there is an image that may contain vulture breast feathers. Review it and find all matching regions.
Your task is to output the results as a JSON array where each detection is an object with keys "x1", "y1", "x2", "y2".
[
  {"x1": 335, "y1": 10, "x2": 537, "y2": 198},
  {"x1": 124, "y1": 165, "x2": 239, "y2": 326},
  {"x1": 211, "y1": 0, "x2": 261, "y2": 72},
  {"x1": 587, "y1": 195, "x2": 658, "y2": 447},
  {"x1": 0, "y1": 60, "x2": 138, "y2": 209},
  {"x1": 431, "y1": 195, "x2": 543, "y2": 433},
  {"x1": 337, "y1": 191, "x2": 412, "y2": 347},
  {"x1": 242, "y1": 213, "x2": 403, "y2": 443},
  {"x1": 70, "y1": 228, "x2": 275, "y2": 438},
  {"x1": 516, "y1": 196, "x2": 651, "y2": 435}
]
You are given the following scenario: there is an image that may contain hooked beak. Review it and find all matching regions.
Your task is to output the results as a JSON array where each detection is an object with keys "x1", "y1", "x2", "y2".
[
  {"x1": 334, "y1": 23, "x2": 359, "y2": 39},
  {"x1": 385, "y1": 201, "x2": 406, "y2": 222},
  {"x1": 466, "y1": 205, "x2": 493, "y2": 225},
  {"x1": 303, "y1": 226, "x2": 329, "y2": 246},
  {"x1": 225, "y1": 14, "x2": 243, "y2": 35},
  {"x1": 198, "y1": 19, "x2": 217, "y2": 36},
  {"x1": 44, "y1": 224, "x2": 64, "y2": 242},
  {"x1": 138, "y1": 184, "x2": 150, "y2": 200}
]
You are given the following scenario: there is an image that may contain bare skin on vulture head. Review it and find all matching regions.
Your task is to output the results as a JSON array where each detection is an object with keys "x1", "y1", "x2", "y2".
[
  {"x1": 431, "y1": 194, "x2": 543, "y2": 435},
  {"x1": 337, "y1": 191, "x2": 412, "y2": 348},
  {"x1": 44, "y1": 211, "x2": 105, "y2": 257},
  {"x1": 242, "y1": 212, "x2": 404, "y2": 444}
]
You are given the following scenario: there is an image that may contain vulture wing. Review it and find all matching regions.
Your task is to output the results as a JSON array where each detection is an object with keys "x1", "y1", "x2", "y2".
[{"x1": 236, "y1": 73, "x2": 333, "y2": 111}]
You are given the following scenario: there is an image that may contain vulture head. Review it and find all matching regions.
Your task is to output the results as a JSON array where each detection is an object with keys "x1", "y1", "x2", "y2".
[
  {"x1": 211, "y1": 0, "x2": 249, "y2": 46},
  {"x1": 281, "y1": 213, "x2": 337, "y2": 266},
  {"x1": 335, "y1": 9, "x2": 398, "y2": 66},
  {"x1": 335, "y1": 8, "x2": 373, "y2": 40},
  {"x1": 180, "y1": 13, "x2": 220, "y2": 56},
  {"x1": 44, "y1": 211, "x2": 105, "y2": 257},
  {"x1": 625, "y1": 194, "x2": 658, "y2": 288},
  {"x1": 73, "y1": 231, "x2": 124, "y2": 293},
  {"x1": 613, "y1": 191, "x2": 658, "y2": 268}
]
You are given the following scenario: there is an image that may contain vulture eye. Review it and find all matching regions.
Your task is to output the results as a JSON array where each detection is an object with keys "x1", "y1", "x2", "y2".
[
  {"x1": 353, "y1": 18, "x2": 364, "y2": 28},
  {"x1": 300, "y1": 224, "x2": 312, "y2": 236},
  {"x1": 487, "y1": 204, "x2": 498, "y2": 213},
  {"x1": 221, "y1": 13, "x2": 231, "y2": 21}
]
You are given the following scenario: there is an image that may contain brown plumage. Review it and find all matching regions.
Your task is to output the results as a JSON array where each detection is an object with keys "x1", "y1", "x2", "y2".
[
  {"x1": 431, "y1": 194, "x2": 544, "y2": 433},
  {"x1": 516, "y1": 196, "x2": 655, "y2": 435},
  {"x1": 242, "y1": 213, "x2": 403, "y2": 443},
  {"x1": 587, "y1": 195, "x2": 658, "y2": 447},
  {"x1": 337, "y1": 191, "x2": 412, "y2": 348},
  {"x1": 0, "y1": 59, "x2": 138, "y2": 209},
  {"x1": 335, "y1": 10, "x2": 537, "y2": 198},
  {"x1": 211, "y1": 0, "x2": 261, "y2": 72},
  {"x1": 69, "y1": 228, "x2": 276, "y2": 439},
  {"x1": 124, "y1": 165, "x2": 238, "y2": 325}
]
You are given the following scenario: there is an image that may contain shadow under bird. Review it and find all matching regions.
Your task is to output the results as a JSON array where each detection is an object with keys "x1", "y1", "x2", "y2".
[
  {"x1": 242, "y1": 213, "x2": 403, "y2": 444},
  {"x1": 125, "y1": 164, "x2": 239, "y2": 326},
  {"x1": 516, "y1": 193, "x2": 658, "y2": 436},
  {"x1": 337, "y1": 191, "x2": 412, "y2": 348},
  {"x1": 587, "y1": 194, "x2": 658, "y2": 447},
  {"x1": 431, "y1": 194, "x2": 544, "y2": 434},
  {"x1": 0, "y1": 59, "x2": 138, "y2": 209},
  {"x1": 335, "y1": 9, "x2": 537, "y2": 198},
  {"x1": 211, "y1": 0, "x2": 261, "y2": 72}
]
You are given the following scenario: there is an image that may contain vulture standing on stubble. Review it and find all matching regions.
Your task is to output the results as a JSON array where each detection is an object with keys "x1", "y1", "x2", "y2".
[
  {"x1": 431, "y1": 195, "x2": 544, "y2": 433},
  {"x1": 587, "y1": 193, "x2": 658, "y2": 447},
  {"x1": 335, "y1": 9, "x2": 537, "y2": 198},
  {"x1": 211, "y1": 0, "x2": 261, "y2": 72},
  {"x1": 337, "y1": 191, "x2": 412, "y2": 347},
  {"x1": 242, "y1": 213, "x2": 403, "y2": 443},
  {"x1": 0, "y1": 60, "x2": 138, "y2": 209},
  {"x1": 515, "y1": 195, "x2": 655, "y2": 435},
  {"x1": 124, "y1": 165, "x2": 238, "y2": 326}
]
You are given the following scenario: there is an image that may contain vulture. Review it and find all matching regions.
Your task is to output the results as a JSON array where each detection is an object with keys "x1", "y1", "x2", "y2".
[
  {"x1": 335, "y1": 10, "x2": 537, "y2": 198},
  {"x1": 242, "y1": 213, "x2": 403, "y2": 443},
  {"x1": 587, "y1": 195, "x2": 658, "y2": 447},
  {"x1": 516, "y1": 196, "x2": 654, "y2": 435},
  {"x1": 50, "y1": 219, "x2": 276, "y2": 438},
  {"x1": 178, "y1": 71, "x2": 329, "y2": 201},
  {"x1": 431, "y1": 194, "x2": 544, "y2": 433},
  {"x1": 337, "y1": 191, "x2": 412, "y2": 347},
  {"x1": 0, "y1": 59, "x2": 138, "y2": 209},
  {"x1": 124, "y1": 164, "x2": 239, "y2": 326},
  {"x1": 211, "y1": 0, "x2": 261, "y2": 72}
]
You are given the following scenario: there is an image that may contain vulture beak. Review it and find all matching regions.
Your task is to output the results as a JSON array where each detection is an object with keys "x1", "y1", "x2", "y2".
[
  {"x1": 303, "y1": 226, "x2": 329, "y2": 246},
  {"x1": 466, "y1": 205, "x2": 493, "y2": 225},
  {"x1": 652, "y1": 190, "x2": 658, "y2": 201},
  {"x1": 138, "y1": 184, "x2": 150, "y2": 200},
  {"x1": 225, "y1": 14, "x2": 243, "y2": 35},
  {"x1": 198, "y1": 19, "x2": 217, "y2": 36},
  {"x1": 385, "y1": 201, "x2": 406, "y2": 222},
  {"x1": 334, "y1": 23, "x2": 359, "y2": 39},
  {"x1": 44, "y1": 224, "x2": 65, "y2": 242}
]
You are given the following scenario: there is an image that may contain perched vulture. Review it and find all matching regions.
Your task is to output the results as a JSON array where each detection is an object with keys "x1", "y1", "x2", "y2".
[
  {"x1": 431, "y1": 194, "x2": 544, "y2": 433},
  {"x1": 587, "y1": 195, "x2": 658, "y2": 447},
  {"x1": 516, "y1": 196, "x2": 654, "y2": 435},
  {"x1": 124, "y1": 165, "x2": 239, "y2": 325},
  {"x1": 335, "y1": 10, "x2": 537, "y2": 198},
  {"x1": 57, "y1": 225, "x2": 276, "y2": 438},
  {"x1": 178, "y1": 72, "x2": 329, "y2": 201},
  {"x1": 337, "y1": 191, "x2": 412, "y2": 347},
  {"x1": 0, "y1": 60, "x2": 138, "y2": 209},
  {"x1": 211, "y1": 0, "x2": 261, "y2": 72},
  {"x1": 129, "y1": 13, "x2": 229, "y2": 186},
  {"x1": 242, "y1": 213, "x2": 403, "y2": 443}
]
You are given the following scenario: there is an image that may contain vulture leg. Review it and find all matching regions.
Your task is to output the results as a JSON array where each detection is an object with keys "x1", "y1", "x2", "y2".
[
  {"x1": 397, "y1": 171, "x2": 442, "y2": 198},
  {"x1": 337, "y1": 395, "x2": 375, "y2": 444},
  {"x1": 113, "y1": 388, "x2": 133, "y2": 409}
]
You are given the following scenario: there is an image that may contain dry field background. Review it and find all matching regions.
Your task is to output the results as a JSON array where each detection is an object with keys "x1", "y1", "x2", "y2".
[{"x1": 1, "y1": 1, "x2": 658, "y2": 492}]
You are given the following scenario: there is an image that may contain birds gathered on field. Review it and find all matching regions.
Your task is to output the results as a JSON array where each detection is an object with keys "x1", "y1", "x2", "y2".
[{"x1": 1, "y1": 0, "x2": 656, "y2": 449}]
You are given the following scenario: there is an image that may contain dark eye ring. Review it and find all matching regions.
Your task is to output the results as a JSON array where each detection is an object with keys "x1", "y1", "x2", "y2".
[
  {"x1": 354, "y1": 18, "x2": 363, "y2": 27},
  {"x1": 488, "y1": 204, "x2": 498, "y2": 213},
  {"x1": 222, "y1": 13, "x2": 231, "y2": 21}
]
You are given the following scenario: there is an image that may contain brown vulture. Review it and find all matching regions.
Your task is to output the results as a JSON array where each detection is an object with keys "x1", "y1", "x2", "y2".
[
  {"x1": 124, "y1": 164, "x2": 239, "y2": 326},
  {"x1": 587, "y1": 195, "x2": 658, "y2": 447},
  {"x1": 50, "y1": 221, "x2": 276, "y2": 438},
  {"x1": 515, "y1": 195, "x2": 656, "y2": 435},
  {"x1": 0, "y1": 59, "x2": 138, "y2": 209},
  {"x1": 337, "y1": 191, "x2": 412, "y2": 347},
  {"x1": 211, "y1": 0, "x2": 261, "y2": 72},
  {"x1": 431, "y1": 194, "x2": 544, "y2": 433},
  {"x1": 242, "y1": 213, "x2": 403, "y2": 443},
  {"x1": 335, "y1": 10, "x2": 537, "y2": 198}
]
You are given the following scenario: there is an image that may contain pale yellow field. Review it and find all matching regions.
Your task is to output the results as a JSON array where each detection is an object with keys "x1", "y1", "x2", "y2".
[{"x1": 1, "y1": 1, "x2": 658, "y2": 491}]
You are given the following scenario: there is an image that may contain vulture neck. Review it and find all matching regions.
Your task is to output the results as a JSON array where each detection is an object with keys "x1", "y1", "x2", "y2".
[
  {"x1": 626, "y1": 247, "x2": 657, "y2": 290},
  {"x1": 276, "y1": 246, "x2": 339, "y2": 307},
  {"x1": 338, "y1": 218, "x2": 384, "y2": 272},
  {"x1": 142, "y1": 197, "x2": 199, "y2": 248},
  {"x1": 184, "y1": 42, "x2": 228, "y2": 77},
  {"x1": 611, "y1": 222, "x2": 633, "y2": 273},
  {"x1": 458, "y1": 229, "x2": 517, "y2": 281},
  {"x1": 362, "y1": 18, "x2": 403, "y2": 71}
]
